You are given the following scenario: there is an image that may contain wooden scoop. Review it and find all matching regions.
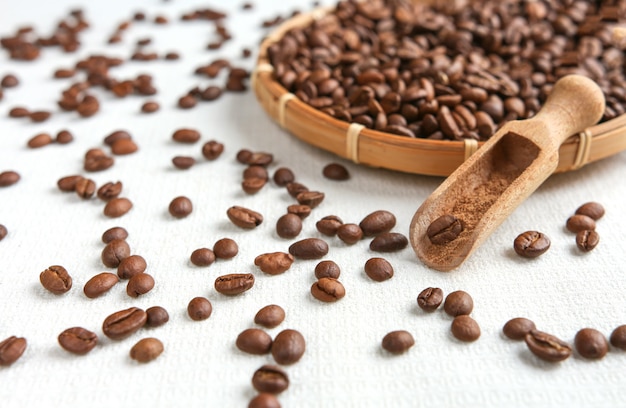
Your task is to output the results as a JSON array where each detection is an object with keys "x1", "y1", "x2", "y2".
[{"x1": 409, "y1": 75, "x2": 606, "y2": 271}]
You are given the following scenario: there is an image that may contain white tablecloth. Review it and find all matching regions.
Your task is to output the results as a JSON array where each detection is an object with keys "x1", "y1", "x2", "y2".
[{"x1": 1, "y1": 1, "x2": 626, "y2": 407}]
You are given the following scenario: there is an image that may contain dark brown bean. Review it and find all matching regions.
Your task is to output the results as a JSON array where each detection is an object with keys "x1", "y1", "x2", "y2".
[
  {"x1": 130, "y1": 338, "x2": 164, "y2": 363},
  {"x1": 502, "y1": 318, "x2": 537, "y2": 340},
  {"x1": 417, "y1": 287, "x2": 444, "y2": 312},
  {"x1": 369, "y1": 232, "x2": 408, "y2": 252},
  {"x1": 243, "y1": 165, "x2": 269, "y2": 181},
  {"x1": 359, "y1": 210, "x2": 396, "y2": 236},
  {"x1": 57, "y1": 175, "x2": 84, "y2": 192},
  {"x1": 102, "y1": 307, "x2": 147, "y2": 340},
  {"x1": 276, "y1": 213, "x2": 302, "y2": 239},
  {"x1": 289, "y1": 238, "x2": 329, "y2": 260},
  {"x1": 214, "y1": 273, "x2": 255, "y2": 295},
  {"x1": 286, "y1": 182, "x2": 308, "y2": 198},
  {"x1": 146, "y1": 306, "x2": 169, "y2": 327},
  {"x1": 254, "y1": 305, "x2": 285, "y2": 329},
  {"x1": 0, "y1": 170, "x2": 20, "y2": 187},
  {"x1": 187, "y1": 297, "x2": 213, "y2": 321},
  {"x1": 322, "y1": 163, "x2": 350, "y2": 180},
  {"x1": 83, "y1": 272, "x2": 119, "y2": 298},
  {"x1": 248, "y1": 393, "x2": 281, "y2": 408},
  {"x1": 201, "y1": 140, "x2": 224, "y2": 160},
  {"x1": 1, "y1": 74, "x2": 19, "y2": 88},
  {"x1": 316, "y1": 215, "x2": 343, "y2": 236},
  {"x1": 382, "y1": 330, "x2": 415, "y2": 354},
  {"x1": 566, "y1": 214, "x2": 596, "y2": 233},
  {"x1": 427, "y1": 214, "x2": 463, "y2": 245},
  {"x1": 271, "y1": 329, "x2": 306, "y2": 365},
  {"x1": 364, "y1": 257, "x2": 393, "y2": 282},
  {"x1": 451, "y1": 315, "x2": 481, "y2": 342},
  {"x1": 315, "y1": 260, "x2": 341, "y2": 279},
  {"x1": 254, "y1": 252, "x2": 294, "y2": 275},
  {"x1": 190, "y1": 248, "x2": 216, "y2": 267},
  {"x1": 443, "y1": 290, "x2": 473, "y2": 317},
  {"x1": 126, "y1": 273, "x2": 155, "y2": 297},
  {"x1": 117, "y1": 255, "x2": 147, "y2": 279},
  {"x1": 227, "y1": 206, "x2": 263, "y2": 229},
  {"x1": 40, "y1": 265, "x2": 72, "y2": 294},
  {"x1": 75, "y1": 178, "x2": 96, "y2": 199},
  {"x1": 575, "y1": 202, "x2": 605, "y2": 220},
  {"x1": 9, "y1": 107, "x2": 30, "y2": 118},
  {"x1": 574, "y1": 328, "x2": 608, "y2": 359},
  {"x1": 101, "y1": 226, "x2": 128, "y2": 243},
  {"x1": 337, "y1": 223, "x2": 363, "y2": 245},
  {"x1": 213, "y1": 238, "x2": 238, "y2": 259},
  {"x1": 97, "y1": 181, "x2": 122, "y2": 201},
  {"x1": 172, "y1": 128, "x2": 201, "y2": 143},
  {"x1": 141, "y1": 101, "x2": 160, "y2": 113},
  {"x1": 513, "y1": 231, "x2": 551, "y2": 258},
  {"x1": 0, "y1": 336, "x2": 27, "y2": 366},
  {"x1": 311, "y1": 277, "x2": 345, "y2": 302},
  {"x1": 172, "y1": 156, "x2": 196, "y2": 170},
  {"x1": 609, "y1": 325, "x2": 626, "y2": 350},
  {"x1": 27, "y1": 133, "x2": 53, "y2": 148},
  {"x1": 29, "y1": 110, "x2": 51, "y2": 122},
  {"x1": 178, "y1": 94, "x2": 197, "y2": 109},
  {"x1": 101, "y1": 239, "x2": 131, "y2": 268},
  {"x1": 58, "y1": 327, "x2": 98, "y2": 355},
  {"x1": 104, "y1": 197, "x2": 133, "y2": 218},
  {"x1": 242, "y1": 177, "x2": 267, "y2": 194},
  {"x1": 236, "y1": 328, "x2": 273, "y2": 355},
  {"x1": 525, "y1": 330, "x2": 572, "y2": 362},
  {"x1": 296, "y1": 191, "x2": 325, "y2": 208},
  {"x1": 169, "y1": 196, "x2": 193, "y2": 218},
  {"x1": 104, "y1": 130, "x2": 131, "y2": 146},
  {"x1": 273, "y1": 167, "x2": 295, "y2": 186},
  {"x1": 286, "y1": 204, "x2": 311, "y2": 219},
  {"x1": 55, "y1": 130, "x2": 74, "y2": 144},
  {"x1": 252, "y1": 365, "x2": 289, "y2": 394},
  {"x1": 576, "y1": 230, "x2": 600, "y2": 252}
]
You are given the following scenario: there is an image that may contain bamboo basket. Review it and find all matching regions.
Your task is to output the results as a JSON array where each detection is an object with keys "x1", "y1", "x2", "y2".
[{"x1": 252, "y1": 5, "x2": 626, "y2": 177}]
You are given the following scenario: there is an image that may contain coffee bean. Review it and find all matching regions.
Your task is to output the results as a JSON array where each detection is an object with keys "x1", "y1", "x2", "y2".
[
  {"x1": 610, "y1": 325, "x2": 626, "y2": 350},
  {"x1": 286, "y1": 182, "x2": 308, "y2": 198},
  {"x1": 102, "y1": 307, "x2": 147, "y2": 340},
  {"x1": 104, "y1": 130, "x2": 131, "y2": 146},
  {"x1": 97, "y1": 181, "x2": 122, "y2": 201},
  {"x1": 190, "y1": 248, "x2": 216, "y2": 267},
  {"x1": 575, "y1": 202, "x2": 605, "y2": 220},
  {"x1": 126, "y1": 273, "x2": 155, "y2": 298},
  {"x1": 287, "y1": 204, "x2": 311, "y2": 219},
  {"x1": 576, "y1": 230, "x2": 599, "y2": 252},
  {"x1": 502, "y1": 317, "x2": 537, "y2": 340},
  {"x1": 271, "y1": 329, "x2": 306, "y2": 365},
  {"x1": 130, "y1": 338, "x2": 164, "y2": 363},
  {"x1": 83, "y1": 272, "x2": 119, "y2": 298},
  {"x1": 364, "y1": 257, "x2": 393, "y2": 282},
  {"x1": 369, "y1": 232, "x2": 408, "y2": 252},
  {"x1": 187, "y1": 297, "x2": 213, "y2": 321},
  {"x1": 524, "y1": 330, "x2": 572, "y2": 362},
  {"x1": 289, "y1": 238, "x2": 329, "y2": 260},
  {"x1": 74, "y1": 177, "x2": 96, "y2": 199},
  {"x1": 0, "y1": 170, "x2": 20, "y2": 187},
  {"x1": 316, "y1": 215, "x2": 343, "y2": 236},
  {"x1": 337, "y1": 223, "x2": 363, "y2": 245},
  {"x1": 574, "y1": 328, "x2": 608, "y2": 359},
  {"x1": 0, "y1": 224, "x2": 7, "y2": 241},
  {"x1": 243, "y1": 165, "x2": 269, "y2": 181},
  {"x1": 513, "y1": 231, "x2": 551, "y2": 258},
  {"x1": 311, "y1": 277, "x2": 345, "y2": 302},
  {"x1": 227, "y1": 206, "x2": 263, "y2": 229},
  {"x1": 146, "y1": 306, "x2": 169, "y2": 327},
  {"x1": 427, "y1": 214, "x2": 463, "y2": 245},
  {"x1": 141, "y1": 101, "x2": 160, "y2": 113},
  {"x1": 417, "y1": 287, "x2": 443, "y2": 312},
  {"x1": 9, "y1": 107, "x2": 30, "y2": 118},
  {"x1": 276, "y1": 213, "x2": 302, "y2": 239},
  {"x1": 169, "y1": 196, "x2": 193, "y2": 218},
  {"x1": 213, "y1": 238, "x2": 238, "y2": 259},
  {"x1": 246, "y1": 152, "x2": 273, "y2": 167},
  {"x1": 201, "y1": 140, "x2": 224, "y2": 160},
  {"x1": 296, "y1": 191, "x2": 325, "y2": 208},
  {"x1": 57, "y1": 175, "x2": 84, "y2": 192},
  {"x1": 111, "y1": 138, "x2": 138, "y2": 155},
  {"x1": 0, "y1": 336, "x2": 27, "y2": 366},
  {"x1": 102, "y1": 226, "x2": 128, "y2": 243},
  {"x1": 172, "y1": 156, "x2": 196, "y2": 170},
  {"x1": 443, "y1": 290, "x2": 473, "y2": 317},
  {"x1": 248, "y1": 393, "x2": 281, "y2": 408},
  {"x1": 200, "y1": 86, "x2": 222, "y2": 101},
  {"x1": 1, "y1": 74, "x2": 19, "y2": 88},
  {"x1": 322, "y1": 163, "x2": 350, "y2": 180},
  {"x1": 178, "y1": 94, "x2": 197, "y2": 109},
  {"x1": 236, "y1": 149, "x2": 253, "y2": 164},
  {"x1": 58, "y1": 327, "x2": 98, "y2": 355},
  {"x1": 55, "y1": 130, "x2": 74, "y2": 144},
  {"x1": 315, "y1": 260, "x2": 341, "y2": 279},
  {"x1": 84, "y1": 149, "x2": 114, "y2": 172},
  {"x1": 242, "y1": 177, "x2": 267, "y2": 195},
  {"x1": 273, "y1": 167, "x2": 295, "y2": 186},
  {"x1": 104, "y1": 197, "x2": 133, "y2": 218},
  {"x1": 236, "y1": 328, "x2": 273, "y2": 355},
  {"x1": 40, "y1": 265, "x2": 72, "y2": 294},
  {"x1": 381, "y1": 330, "x2": 415, "y2": 354},
  {"x1": 252, "y1": 365, "x2": 289, "y2": 394},
  {"x1": 172, "y1": 128, "x2": 201, "y2": 143},
  {"x1": 359, "y1": 210, "x2": 396, "y2": 236},
  {"x1": 566, "y1": 214, "x2": 596, "y2": 233},
  {"x1": 254, "y1": 305, "x2": 285, "y2": 329},
  {"x1": 27, "y1": 132, "x2": 53, "y2": 148},
  {"x1": 214, "y1": 273, "x2": 255, "y2": 295},
  {"x1": 254, "y1": 252, "x2": 294, "y2": 275},
  {"x1": 29, "y1": 110, "x2": 51, "y2": 122},
  {"x1": 451, "y1": 315, "x2": 481, "y2": 342},
  {"x1": 101, "y1": 239, "x2": 131, "y2": 268}
]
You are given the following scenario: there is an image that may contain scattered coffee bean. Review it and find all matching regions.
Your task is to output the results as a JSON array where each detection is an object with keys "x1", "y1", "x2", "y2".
[
  {"x1": 575, "y1": 328, "x2": 608, "y2": 359},
  {"x1": 242, "y1": 177, "x2": 267, "y2": 194},
  {"x1": 289, "y1": 238, "x2": 329, "y2": 260},
  {"x1": 0, "y1": 224, "x2": 7, "y2": 241},
  {"x1": 84, "y1": 149, "x2": 114, "y2": 172},
  {"x1": 172, "y1": 156, "x2": 196, "y2": 170},
  {"x1": 103, "y1": 197, "x2": 133, "y2": 217},
  {"x1": 201, "y1": 140, "x2": 224, "y2": 160},
  {"x1": 314, "y1": 260, "x2": 340, "y2": 279},
  {"x1": 364, "y1": 257, "x2": 393, "y2": 282},
  {"x1": 337, "y1": 223, "x2": 363, "y2": 244},
  {"x1": 359, "y1": 210, "x2": 396, "y2": 236},
  {"x1": 236, "y1": 328, "x2": 273, "y2": 355},
  {"x1": 0, "y1": 336, "x2": 27, "y2": 366},
  {"x1": 576, "y1": 230, "x2": 600, "y2": 252},
  {"x1": 286, "y1": 205, "x2": 310, "y2": 219},
  {"x1": 236, "y1": 149, "x2": 253, "y2": 164},
  {"x1": 227, "y1": 206, "x2": 263, "y2": 229},
  {"x1": 254, "y1": 252, "x2": 294, "y2": 275},
  {"x1": 252, "y1": 365, "x2": 289, "y2": 394},
  {"x1": 141, "y1": 101, "x2": 160, "y2": 113},
  {"x1": 58, "y1": 327, "x2": 98, "y2": 355},
  {"x1": 417, "y1": 287, "x2": 444, "y2": 312},
  {"x1": 296, "y1": 191, "x2": 325, "y2": 208},
  {"x1": 213, "y1": 238, "x2": 238, "y2": 259},
  {"x1": 126, "y1": 273, "x2": 155, "y2": 297},
  {"x1": 146, "y1": 306, "x2": 169, "y2": 328},
  {"x1": 101, "y1": 226, "x2": 128, "y2": 243},
  {"x1": 315, "y1": 215, "x2": 343, "y2": 236},
  {"x1": 187, "y1": 297, "x2": 213, "y2": 321},
  {"x1": 9, "y1": 107, "x2": 30, "y2": 118},
  {"x1": 169, "y1": 196, "x2": 193, "y2": 218},
  {"x1": 276, "y1": 213, "x2": 302, "y2": 239},
  {"x1": 575, "y1": 202, "x2": 605, "y2": 221},
  {"x1": 190, "y1": 248, "x2": 216, "y2": 267},
  {"x1": 254, "y1": 305, "x2": 285, "y2": 329},
  {"x1": 243, "y1": 165, "x2": 269, "y2": 181},
  {"x1": 427, "y1": 214, "x2": 463, "y2": 245},
  {"x1": 369, "y1": 232, "x2": 408, "y2": 252},
  {"x1": 0, "y1": 170, "x2": 20, "y2": 187},
  {"x1": 29, "y1": 110, "x2": 51, "y2": 122},
  {"x1": 102, "y1": 307, "x2": 147, "y2": 340},
  {"x1": 75, "y1": 177, "x2": 96, "y2": 199},
  {"x1": 1, "y1": 74, "x2": 19, "y2": 88},
  {"x1": 27, "y1": 132, "x2": 53, "y2": 148},
  {"x1": 214, "y1": 273, "x2": 255, "y2": 296},
  {"x1": 451, "y1": 315, "x2": 481, "y2": 342},
  {"x1": 101, "y1": 239, "x2": 131, "y2": 268},
  {"x1": 311, "y1": 277, "x2": 345, "y2": 302},
  {"x1": 502, "y1": 318, "x2": 537, "y2": 340},
  {"x1": 248, "y1": 393, "x2": 281, "y2": 408},
  {"x1": 57, "y1": 175, "x2": 84, "y2": 192},
  {"x1": 40, "y1": 265, "x2": 72, "y2": 294},
  {"x1": 524, "y1": 330, "x2": 572, "y2": 362},
  {"x1": 610, "y1": 325, "x2": 626, "y2": 350},
  {"x1": 443, "y1": 290, "x2": 473, "y2": 317},
  {"x1": 83, "y1": 272, "x2": 119, "y2": 298},
  {"x1": 55, "y1": 130, "x2": 74, "y2": 144},
  {"x1": 566, "y1": 214, "x2": 596, "y2": 233},
  {"x1": 322, "y1": 163, "x2": 350, "y2": 181},
  {"x1": 381, "y1": 330, "x2": 415, "y2": 354},
  {"x1": 273, "y1": 167, "x2": 295, "y2": 186},
  {"x1": 172, "y1": 128, "x2": 201, "y2": 144},
  {"x1": 97, "y1": 181, "x2": 122, "y2": 201},
  {"x1": 513, "y1": 231, "x2": 551, "y2": 258},
  {"x1": 111, "y1": 138, "x2": 138, "y2": 155},
  {"x1": 130, "y1": 338, "x2": 164, "y2": 363},
  {"x1": 286, "y1": 182, "x2": 308, "y2": 198},
  {"x1": 104, "y1": 130, "x2": 131, "y2": 146},
  {"x1": 178, "y1": 94, "x2": 197, "y2": 109},
  {"x1": 271, "y1": 329, "x2": 306, "y2": 365}
]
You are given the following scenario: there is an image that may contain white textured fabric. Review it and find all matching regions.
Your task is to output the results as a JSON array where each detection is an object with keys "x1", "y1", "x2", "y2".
[{"x1": 1, "y1": 1, "x2": 626, "y2": 407}]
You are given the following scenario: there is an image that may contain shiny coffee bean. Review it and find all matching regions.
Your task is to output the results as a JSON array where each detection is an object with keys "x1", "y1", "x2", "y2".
[
  {"x1": 502, "y1": 317, "x2": 536, "y2": 340},
  {"x1": 609, "y1": 325, "x2": 626, "y2": 350},
  {"x1": 513, "y1": 231, "x2": 551, "y2": 258},
  {"x1": 172, "y1": 128, "x2": 200, "y2": 143},
  {"x1": 236, "y1": 328, "x2": 273, "y2": 355},
  {"x1": 126, "y1": 273, "x2": 155, "y2": 297},
  {"x1": 566, "y1": 214, "x2": 596, "y2": 233},
  {"x1": 83, "y1": 272, "x2": 119, "y2": 298},
  {"x1": 369, "y1": 232, "x2": 408, "y2": 252},
  {"x1": 314, "y1": 260, "x2": 341, "y2": 279},
  {"x1": 451, "y1": 315, "x2": 481, "y2": 342},
  {"x1": 574, "y1": 328, "x2": 608, "y2": 359},
  {"x1": 97, "y1": 181, "x2": 122, "y2": 201},
  {"x1": 213, "y1": 238, "x2": 238, "y2": 259},
  {"x1": 417, "y1": 287, "x2": 443, "y2": 312},
  {"x1": 315, "y1": 215, "x2": 343, "y2": 236},
  {"x1": 201, "y1": 140, "x2": 224, "y2": 160},
  {"x1": 359, "y1": 210, "x2": 396, "y2": 236},
  {"x1": 576, "y1": 230, "x2": 599, "y2": 252},
  {"x1": 227, "y1": 206, "x2": 263, "y2": 229},
  {"x1": 271, "y1": 329, "x2": 306, "y2": 365},
  {"x1": 169, "y1": 196, "x2": 193, "y2": 218},
  {"x1": 382, "y1": 330, "x2": 415, "y2": 354},
  {"x1": 102, "y1": 307, "x2": 147, "y2": 340},
  {"x1": 187, "y1": 297, "x2": 213, "y2": 321},
  {"x1": 145, "y1": 306, "x2": 169, "y2": 327},
  {"x1": 130, "y1": 338, "x2": 164, "y2": 363},
  {"x1": 40, "y1": 265, "x2": 72, "y2": 294},
  {"x1": 214, "y1": 273, "x2": 255, "y2": 295},
  {"x1": 525, "y1": 330, "x2": 572, "y2": 362},
  {"x1": 364, "y1": 257, "x2": 393, "y2": 282},
  {"x1": 287, "y1": 204, "x2": 311, "y2": 219},
  {"x1": 248, "y1": 393, "x2": 281, "y2": 408},
  {"x1": 443, "y1": 290, "x2": 474, "y2": 317},
  {"x1": 0, "y1": 336, "x2": 27, "y2": 366},
  {"x1": 427, "y1": 214, "x2": 463, "y2": 245},
  {"x1": 101, "y1": 239, "x2": 130, "y2": 268},
  {"x1": 337, "y1": 223, "x2": 363, "y2": 245},
  {"x1": 57, "y1": 175, "x2": 84, "y2": 192},
  {"x1": 0, "y1": 170, "x2": 20, "y2": 187},
  {"x1": 254, "y1": 305, "x2": 286, "y2": 329},
  {"x1": 575, "y1": 202, "x2": 605, "y2": 220},
  {"x1": 117, "y1": 255, "x2": 147, "y2": 279},
  {"x1": 104, "y1": 197, "x2": 133, "y2": 218},
  {"x1": 190, "y1": 248, "x2": 216, "y2": 267},
  {"x1": 289, "y1": 238, "x2": 329, "y2": 259},
  {"x1": 58, "y1": 327, "x2": 98, "y2": 355},
  {"x1": 273, "y1": 167, "x2": 295, "y2": 186},
  {"x1": 322, "y1": 163, "x2": 350, "y2": 180},
  {"x1": 252, "y1": 365, "x2": 289, "y2": 394},
  {"x1": 276, "y1": 213, "x2": 302, "y2": 239},
  {"x1": 296, "y1": 191, "x2": 325, "y2": 208}
]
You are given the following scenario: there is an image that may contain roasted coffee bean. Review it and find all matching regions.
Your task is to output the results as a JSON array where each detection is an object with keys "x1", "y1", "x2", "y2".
[
  {"x1": 58, "y1": 327, "x2": 98, "y2": 355},
  {"x1": 273, "y1": 167, "x2": 295, "y2": 186},
  {"x1": 566, "y1": 214, "x2": 596, "y2": 233},
  {"x1": 236, "y1": 328, "x2": 273, "y2": 355},
  {"x1": 178, "y1": 94, "x2": 197, "y2": 109},
  {"x1": 130, "y1": 338, "x2": 164, "y2": 363},
  {"x1": 576, "y1": 230, "x2": 599, "y2": 252},
  {"x1": 200, "y1": 86, "x2": 222, "y2": 101},
  {"x1": 201, "y1": 140, "x2": 224, "y2": 160},
  {"x1": 83, "y1": 272, "x2": 119, "y2": 298},
  {"x1": 29, "y1": 110, "x2": 51, "y2": 122},
  {"x1": 27, "y1": 132, "x2": 53, "y2": 148},
  {"x1": 126, "y1": 273, "x2": 155, "y2": 297},
  {"x1": 102, "y1": 307, "x2": 147, "y2": 340},
  {"x1": 214, "y1": 273, "x2": 255, "y2": 295},
  {"x1": 322, "y1": 163, "x2": 350, "y2": 180},
  {"x1": 513, "y1": 231, "x2": 551, "y2": 258},
  {"x1": 97, "y1": 181, "x2": 122, "y2": 201},
  {"x1": 286, "y1": 182, "x2": 308, "y2": 198},
  {"x1": 315, "y1": 260, "x2": 340, "y2": 279},
  {"x1": 0, "y1": 224, "x2": 7, "y2": 241},
  {"x1": 75, "y1": 178, "x2": 96, "y2": 199},
  {"x1": 9, "y1": 107, "x2": 30, "y2": 118},
  {"x1": 236, "y1": 149, "x2": 253, "y2": 164},
  {"x1": 243, "y1": 165, "x2": 269, "y2": 181},
  {"x1": 169, "y1": 196, "x2": 193, "y2": 218},
  {"x1": 289, "y1": 238, "x2": 329, "y2": 259},
  {"x1": 248, "y1": 393, "x2": 281, "y2": 408},
  {"x1": 316, "y1": 215, "x2": 343, "y2": 236},
  {"x1": 382, "y1": 330, "x2": 415, "y2": 354},
  {"x1": 101, "y1": 239, "x2": 131, "y2": 268},
  {"x1": 276, "y1": 213, "x2": 302, "y2": 239},
  {"x1": 359, "y1": 210, "x2": 396, "y2": 236},
  {"x1": 1, "y1": 74, "x2": 19, "y2": 88},
  {"x1": 104, "y1": 197, "x2": 133, "y2": 218},
  {"x1": 57, "y1": 175, "x2": 84, "y2": 192},
  {"x1": 102, "y1": 226, "x2": 128, "y2": 243},
  {"x1": 141, "y1": 101, "x2": 160, "y2": 113},
  {"x1": 451, "y1": 315, "x2": 481, "y2": 342},
  {"x1": 254, "y1": 252, "x2": 294, "y2": 275},
  {"x1": 0, "y1": 170, "x2": 20, "y2": 187},
  {"x1": 190, "y1": 248, "x2": 216, "y2": 267},
  {"x1": 255, "y1": 305, "x2": 285, "y2": 329},
  {"x1": 111, "y1": 138, "x2": 138, "y2": 155},
  {"x1": 187, "y1": 297, "x2": 213, "y2": 321},
  {"x1": 575, "y1": 202, "x2": 605, "y2": 220},
  {"x1": 525, "y1": 330, "x2": 572, "y2": 362},
  {"x1": 172, "y1": 128, "x2": 201, "y2": 143},
  {"x1": 443, "y1": 290, "x2": 473, "y2": 317},
  {"x1": 104, "y1": 130, "x2": 131, "y2": 146},
  {"x1": 242, "y1": 177, "x2": 266, "y2": 194},
  {"x1": 503, "y1": 318, "x2": 537, "y2": 340},
  {"x1": 417, "y1": 287, "x2": 443, "y2": 312},
  {"x1": 287, "y1": 204, "x2": 311, "y2": 219},
  {"x1": 213, "y1": 238, "x2": 238, "y2": 259},
  {"x1": 146, "y1": 306, "x2": 169, "y2": 327},
  {"x1": 337, "y1": 223, "x2": 363, "y2": 245},
  {"x1": 296, "y1": 191, "x2": 325, "y2": 208},
  {"x1": 364, "y1": 257, "x2": 393, "y2": 282},
  {"x1": 0, "y1": 336, "x2": 27, "y2": 366},
  {"x1": 575, "y1": 328, "x2": 608, "y2": 359},
  {"x1": 172, "y1": 156, "x2": 196, "y2": 169},
  {"x1": 427, "y1": 214, "x2": 463, "y2": 245},
  {"x1": 84, "y1": 151, "x2": 114, "y2": 172},
  {"x1": 55, "y1": 130, "x2": 74, "y2": 144},
  {"x1": 610, "y1": 325, "x2": 626, "y2": 350},
  {"x1": 246, "y1": 152, "x2": 273, "y2": 167},
  {"x1": 369, "y1": 232, "x2": 408, "y2": 252},
  {"x1": 271, "y1": 329, "x2": 306, "y2": 365},
  {"x1": 40, "y1": 265, "x2": 72, "y2": 294},
  {"x1": 252, "y1": 365, "x2": 289, "y2": 394},
  {"x1": 311, "y1": 277, "x2": 345, "y2": 302},
  {"x1": 227, "y1": 206, "x2": 263, "y2": 229}
]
